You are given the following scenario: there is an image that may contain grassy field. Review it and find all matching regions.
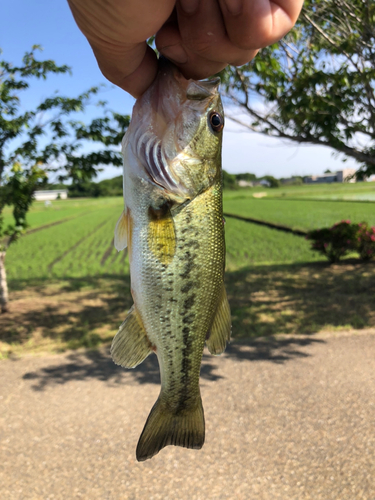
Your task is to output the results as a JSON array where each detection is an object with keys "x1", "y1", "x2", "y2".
[
  {"x1": 2, "y1": 185, "x2": 375, "y2": 358},
  {"x1": 223, "y1": 181, "x2": 375, "y2": 201},
  {"x1": 224, "y1": 218, "x2": 320, "y2": 269},
  {"x1": 224, "y1": 197, "x2": 375, "y2": 231},
  {"x1": 7, "y1": 202, "x2": 129, "y2": 282},
  {"x1": 6, "y1": 196, "x2": 323, "y2": 283},
  {"x1": 2, "y1": 197, "x2": 121, "y2": 230}
]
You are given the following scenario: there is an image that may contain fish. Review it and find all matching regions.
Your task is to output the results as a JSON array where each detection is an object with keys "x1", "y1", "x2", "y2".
[{"x1": 111, "y1": 58, "x2": 231, "y2": 462}]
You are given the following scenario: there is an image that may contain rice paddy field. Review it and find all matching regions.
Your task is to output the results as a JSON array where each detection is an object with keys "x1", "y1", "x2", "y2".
[
  {"x1": 224, "y1": 197, "x2": 375, "y2": 232},
  {"x1": 6, "y1": 196, "x2": 322, "y2": 282},
  {"x1": 2, "y1": 184, "x2": 375, "y2": 357},
  {"x1": 223, "y1": 181, "x2": 375, "y2": 201}
]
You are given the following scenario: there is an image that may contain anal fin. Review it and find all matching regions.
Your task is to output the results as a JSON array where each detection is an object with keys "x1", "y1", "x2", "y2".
[
  {"x1": 111, "y1": 305, "x2": 153, "y2": 368},
  {"x1": 206, "y1": 285, "x2": 231, "y2": 355}
]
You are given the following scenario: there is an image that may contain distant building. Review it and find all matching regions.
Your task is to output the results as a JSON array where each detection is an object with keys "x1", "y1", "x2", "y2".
[
  {"x1": 304, "y1": 168, "x2": 357, "y2": 184},
  {"x1": 259, "y1": 179, "x2": 271, "y2": 187},
  {"x1": 336, "y1": 168, "x2": 357, "y2": 182},
  {"x1": 34, "y1": 190, "x2": 68, "y2": 201},
  {"x1": 238, "y1": 180, "x2": 254, "y2": 187},
  {"x1": 280, "y1": 177, "x2": 302, "y2": 185}
]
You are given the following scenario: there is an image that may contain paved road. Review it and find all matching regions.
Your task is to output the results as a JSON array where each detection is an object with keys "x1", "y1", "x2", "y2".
[{"x1": 1, "y1": 331, "x2": 374, "y2": 500}]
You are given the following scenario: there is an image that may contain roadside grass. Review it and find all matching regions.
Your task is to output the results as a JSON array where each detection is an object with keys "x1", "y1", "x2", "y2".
[
  {"x1": 227, "y1": 260, "x2": 375, "y2": 338},
  {"x1": 2, "y1": 260, "x2": 375, "y2": 358},
  {"x1": 0, "y1": 276, "x2": 132, "y2": 359}
]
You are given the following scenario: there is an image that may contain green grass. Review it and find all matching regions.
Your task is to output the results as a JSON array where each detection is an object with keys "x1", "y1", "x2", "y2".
[
  {"x1": 7, "y1": 201, "x2": 128, "y2": 281},
  {"x1": 224, "y1": 197, "x2": 375, "y2": 232},
  {"x1": 7, "y1": 193, "x2": 375, "y2": 281},
  {"x1": 2, "y1": 197, "x2": 122, "y2": 230},
  {"x1": 7, "y1": 199, "x2": 318, "y2": 282},
  {"x1": 223, "y1": 181, "x2": 375, "y2": 201},
  {"x1": 225, "y1": 218, "x2": 320, "y2": 269},
  {"x1": 3, "y1": 195, "x2": 375, "y2": 358}
]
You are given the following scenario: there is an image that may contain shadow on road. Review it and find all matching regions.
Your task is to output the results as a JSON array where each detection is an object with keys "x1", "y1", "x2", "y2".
[
  {"x1": 22, "y1": 349, "x2": 224, "y2": 391},
  {"x1": 226, "y1": 336, "x2": 325, "y2": 364},
  {"x1": 22, "y1": 336, "x2": 324, "y2": 391}
]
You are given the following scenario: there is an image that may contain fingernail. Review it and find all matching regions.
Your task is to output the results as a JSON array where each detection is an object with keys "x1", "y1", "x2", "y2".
[
  {"x1": 224, "y1": 0, "x2": 242, "y2": 16},
  {"x1": 160, "y1": 45, "x2": 188, "y2": 65},
  {"x1": 179, "y1": 0, "x2": 199, "y2": 15}
]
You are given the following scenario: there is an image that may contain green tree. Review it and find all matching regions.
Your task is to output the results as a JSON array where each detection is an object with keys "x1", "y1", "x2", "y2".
[
  {"x1": 260, "y1": 175, "x2": 280, "y2": 188},
  {"x1": 222, "y1": 0, "x2": 375, "y2": 179},
  {"x1": 222, "y1": 170, "x2": 238, "y2": 190},
  {"x1": 236, "y1": 172, "x2": 257, "y2": 182},
  {"x1": 0, "y1": 46, "x2": 129, "y2": 312}
]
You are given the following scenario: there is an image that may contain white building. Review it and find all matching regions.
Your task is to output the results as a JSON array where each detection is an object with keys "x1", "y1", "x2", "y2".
[
  {"x1": 238, "y1": 180, "x2": 254, "y2": 187},
  {"x1": 304, "y1": 168, "x2": 357, "y2": 184},
  {"x1": 34, "y1": 190, "x2": 68, "y2": 201}
]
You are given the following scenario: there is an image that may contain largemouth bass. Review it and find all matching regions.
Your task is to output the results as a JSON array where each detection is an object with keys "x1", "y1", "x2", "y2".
[{"x1": 111, "y1": 59, "x2": 231, "y2": 462}]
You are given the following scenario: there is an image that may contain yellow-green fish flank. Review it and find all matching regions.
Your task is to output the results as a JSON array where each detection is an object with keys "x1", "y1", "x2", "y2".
[{"x1": 111, "y1": 59, "x2": 231, "y2": 462}]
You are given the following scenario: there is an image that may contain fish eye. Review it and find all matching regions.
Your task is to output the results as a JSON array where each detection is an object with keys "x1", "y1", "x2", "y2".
[{"x1": 209, "y1": 111, "x2": 224, "y2": 133}]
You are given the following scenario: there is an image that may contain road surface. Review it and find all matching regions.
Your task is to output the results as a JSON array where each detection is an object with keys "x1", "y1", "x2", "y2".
[{"x1": 1, "y1": 331, "x2": 374, "y2": 499}]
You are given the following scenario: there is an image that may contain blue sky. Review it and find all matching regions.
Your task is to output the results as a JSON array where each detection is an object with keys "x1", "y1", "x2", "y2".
[{"x1": 1, "y1": 0, "x2": 359, "y2": 180}]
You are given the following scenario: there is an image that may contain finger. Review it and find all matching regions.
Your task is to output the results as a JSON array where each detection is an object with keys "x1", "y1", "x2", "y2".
[
  {"x1": 177, "y1": 0, "x2": 257, "y2": 65},
  {"x1": 156, "y1": 0, "x2": 257, "y2": 80},
  {"x1": 218, "y1": 0, "x2": 304, "y2": 50},
  {"x1": 67, "y1": 0, "x2": 174, "y2": 97},
  {"x1": 91, "y1": 42, "x2": 158, "y2": 98},
  {"x1": 156, "y1": 19, "x2": 229, "y2": 80}
]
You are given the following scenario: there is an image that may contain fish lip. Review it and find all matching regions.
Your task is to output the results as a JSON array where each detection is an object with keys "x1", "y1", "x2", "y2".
[{"x1": 159, "y1": 56, "x2": 221, "y2": 99}]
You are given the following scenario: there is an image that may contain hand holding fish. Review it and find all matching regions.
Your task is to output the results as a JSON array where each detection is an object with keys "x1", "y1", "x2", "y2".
[{"x1": 67, "y1": 0, "x2": 304, "y2": 97}]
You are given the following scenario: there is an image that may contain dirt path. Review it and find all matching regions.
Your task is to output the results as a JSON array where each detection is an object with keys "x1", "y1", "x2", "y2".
[{"x1": 1, "y1": 331, "x2": 374, "y2": 500}]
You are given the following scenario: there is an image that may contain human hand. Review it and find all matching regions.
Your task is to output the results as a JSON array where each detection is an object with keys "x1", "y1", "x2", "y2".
[{"x1": 67, "y1": 0, "x2": 304, "y2": 98}]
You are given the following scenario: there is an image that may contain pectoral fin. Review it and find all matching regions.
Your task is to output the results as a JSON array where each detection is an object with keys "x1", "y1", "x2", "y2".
[
  {"x1": 114, "y1": 210, "x2": 128, "y2": 251},
  {"x1": 206, "y1": 285, "x2": 231, "y2": 355},
  {"x1": 111, "y1": 305, "x2": 153, "y2": 368},
  {"x1": 147, "y1": 208, "x2": 176, "y2": 266}
]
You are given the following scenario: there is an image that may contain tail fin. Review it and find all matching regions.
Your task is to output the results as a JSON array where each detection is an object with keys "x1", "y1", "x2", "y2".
[{"x1": 136, "y1": 396, "x2": 205, "y2": 462}]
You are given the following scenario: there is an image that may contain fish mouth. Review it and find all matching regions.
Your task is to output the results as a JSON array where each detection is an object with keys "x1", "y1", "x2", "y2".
[
  {"x1": 159, "y1": 56, "x2": 220, "y2": 100},
  {"x1": 127, "y1": 58, "x2": 221, "y2": 196}
]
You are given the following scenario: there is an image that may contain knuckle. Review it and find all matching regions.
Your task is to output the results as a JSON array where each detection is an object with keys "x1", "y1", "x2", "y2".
[
  {"x1": 183, "y1": 34, "x2": 216, "y2": 57},
  {"x1": 229, "y1": 35, "x2": 258, "y2": 51}
]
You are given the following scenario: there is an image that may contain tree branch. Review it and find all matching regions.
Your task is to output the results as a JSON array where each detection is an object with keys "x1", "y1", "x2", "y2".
[{"x1": 227, "y1": 103, "x2": 375, "y2": 167}]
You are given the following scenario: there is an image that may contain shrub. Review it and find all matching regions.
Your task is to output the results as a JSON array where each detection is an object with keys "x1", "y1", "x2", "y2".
[
  {"x1": 357, "y1": 222, "x2": 375, "y2": 261},
  {"x1": 307, "y1": 220, "x2": 359, "y2": 263}
]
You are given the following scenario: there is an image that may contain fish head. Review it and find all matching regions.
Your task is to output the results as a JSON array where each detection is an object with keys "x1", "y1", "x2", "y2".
[{"x1": 124, "y1": 58, "x2": 224, "y2": 201}]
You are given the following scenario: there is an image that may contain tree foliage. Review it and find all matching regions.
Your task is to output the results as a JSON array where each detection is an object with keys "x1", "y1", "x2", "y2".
[
  {"x1": 67, "y1": 175, "x2": 123, "y2": 198},
  {"x1": 222, "y1": 0, "x2": 375, "y2": 179},
  {"x1": 0, "y1": 46, "x2": 129, "y2": 250}
]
